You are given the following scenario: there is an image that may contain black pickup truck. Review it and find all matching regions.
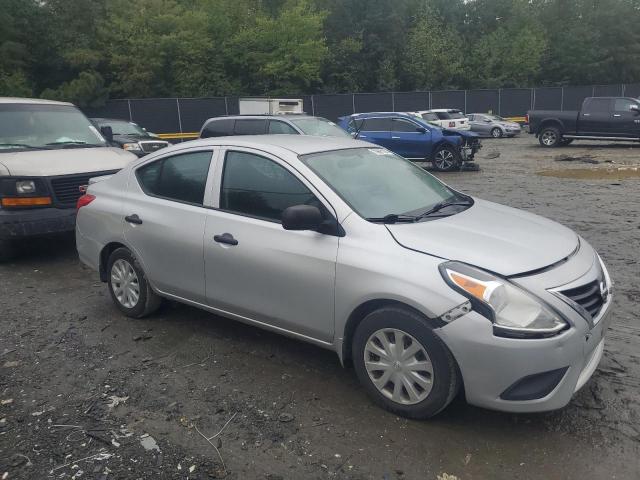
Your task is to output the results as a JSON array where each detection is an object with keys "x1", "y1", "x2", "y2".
[{"x1": 528, "y1": 97, "x2": 640, "y2": 147}]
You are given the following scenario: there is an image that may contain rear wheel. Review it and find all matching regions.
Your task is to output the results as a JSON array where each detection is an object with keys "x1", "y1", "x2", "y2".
[
  {"x1": 431, "y1": 145, "x2": 461, "y2": 172},
  {"x1": 539, "y1": 126, "x2": 562, "y2": 147},
  {"x1": 490, "y1": 127, "x2": 503, "y2": 138},
  {"x1": 0, "y1": 239, "x2": 17, "y2": 262},
  {"x1": 352, "y1": 306, "x2": 461, "y2": 419},
  {"x1": 107, "y1": 247, "x2": 162, "y2": 318}
]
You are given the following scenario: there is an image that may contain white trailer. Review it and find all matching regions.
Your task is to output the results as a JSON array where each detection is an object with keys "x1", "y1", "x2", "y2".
[{"x1": 239, "y1": 98, "x2": 304, "y2": 115}]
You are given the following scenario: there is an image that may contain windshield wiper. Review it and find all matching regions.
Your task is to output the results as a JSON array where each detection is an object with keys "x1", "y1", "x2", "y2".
[
  {"x1": 366, "y1": 213, "x2": 418, "y2": 224},
  {"x1": 415, "y1": 198, "x2": 473, "y2": 220},
  {"x1": 0, "y1": 143, "x2": 43, "y2": 150},
  {"x1": 46, "y1": 141, "x2": 102, "y2": 148}
]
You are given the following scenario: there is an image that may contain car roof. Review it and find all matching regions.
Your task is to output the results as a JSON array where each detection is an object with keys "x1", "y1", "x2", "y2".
[
  {"x1": 205, "y1": 114, "x2": 315, "y2": 122},
  {"x1": 348, "y1": 112, "x2": 416, "y2": 119},
  {"x1": 167, "y1": 135, "x2": 371, "y2": 156},
  {"x1": 0, "y1": 97, "x2": 74, "y2": 106},
  {"x1": 425, "y1": 109, "x2": 461, "y2": 113}
]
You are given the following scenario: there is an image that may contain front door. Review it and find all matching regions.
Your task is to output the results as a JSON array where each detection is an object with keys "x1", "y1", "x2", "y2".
[
  {"x1": 610, "y1": 98, "x2": 640, "y2": 137},
  {"x1": 390, "y1": 117, "x2": 430, "y2": 160},
  {"x1": 579, "y1": 98, "x2": 612, "y2": 136},
  {"x1": 123, "y1": 148, "x2": 217, "y2": 303},
  {"x1": 203, "y1": 148, "x2": 339, "y2": 342},
  {"x1": 357, "y1": 117, "x2": 393, "y2": 150}
]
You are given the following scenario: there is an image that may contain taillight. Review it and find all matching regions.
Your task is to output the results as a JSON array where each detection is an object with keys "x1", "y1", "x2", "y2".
[{"x1": 77, "y1": 194, "x2": 96, "y2": 210}]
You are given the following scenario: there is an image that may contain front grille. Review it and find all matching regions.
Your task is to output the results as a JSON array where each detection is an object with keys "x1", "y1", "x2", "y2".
[
  {"x1": 139, "y1": 141, "x2": 169, "y2": 153},
  {"x1": 559, "y1": 279, "x2": 605, "y2": 318},
  {"x1": 49, "y1": 171, "x2": 118, "y2": 206}
]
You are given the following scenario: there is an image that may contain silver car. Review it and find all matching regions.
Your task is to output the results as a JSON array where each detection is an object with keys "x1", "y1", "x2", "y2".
[
  {"x1": 467, "y1": 113, "x2": 522, "y2": 138},
  {"x1": 76, "y1": 136, "x2": 612, "y2": 418}
]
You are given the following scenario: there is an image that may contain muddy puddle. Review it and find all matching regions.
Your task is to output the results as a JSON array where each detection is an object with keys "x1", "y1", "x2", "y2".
[{"x1": 537, "y1": 166, "x2": 640, "y2": 180}]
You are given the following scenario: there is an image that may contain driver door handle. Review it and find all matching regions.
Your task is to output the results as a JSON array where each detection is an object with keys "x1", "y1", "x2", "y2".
[
  {"x1": 213, "y1": 233, "x2": 238, "y2": 246},
  {"x1": 392, "y1": 136, "x2": 401, "y2": 139},
  {"x1": 125, "y1": 214, "x2": 142, "y2": 225}
]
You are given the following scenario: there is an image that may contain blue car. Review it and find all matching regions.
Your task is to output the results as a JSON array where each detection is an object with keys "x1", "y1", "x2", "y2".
[{"x1": 338, "y1": 112, "x2": 481, "y2": 171}]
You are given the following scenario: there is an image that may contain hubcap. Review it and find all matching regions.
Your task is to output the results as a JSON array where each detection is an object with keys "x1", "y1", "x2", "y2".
[
  {"x1": 435, "y1": 149, "x2": 454, "y2": 169},
  {"x1": 541, "y1": 130, "x2": 557, "y2": 145},
  {"x1": 111, "y1": 259, "x2": 140, "y2": 309},
  {"x1": 492, "y1": 128, "x2": 501, "y2": 138},
  {"x1": 364, "y1": 328, "x2": 434, "y2": 405}
]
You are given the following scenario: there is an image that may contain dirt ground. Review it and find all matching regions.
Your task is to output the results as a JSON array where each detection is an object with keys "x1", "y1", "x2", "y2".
[{"x1": 1, "y1": 134, "x2": 639, "y2": 480}]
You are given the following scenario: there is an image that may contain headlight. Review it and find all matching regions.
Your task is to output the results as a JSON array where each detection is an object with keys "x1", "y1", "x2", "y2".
[
  {"x1": 16, "y1": 180, "x2": 37, "y2": 194},
  {"x1": 439, "y1": 261, "x2": 568, "y2": 338},
  {"x1": 123, "y1": 143, "x2": 142, "y2": 151}
]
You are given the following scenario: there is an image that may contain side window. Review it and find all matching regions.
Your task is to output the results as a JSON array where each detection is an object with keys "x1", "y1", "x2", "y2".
[
  {"x1": 584, "y1": 98, "x2": 611, "y2": 113},
  {"x1": 201, "y1": 119, "x2": 234, "y2": 138},
  {"x1": 220, "y1": 151, "x2": 316, "y2": 222},
  {"x1": 614, "y1": 98, "x2": 638, "y2": 112},
  {"x1": 421, "y1": 112, "x2": 439, "y2": 122},
  {"x1": 268, "y1": 120, "x2": 298, "y2": 134},
  {"x1": 137, "y1": 151, "x2": 212, "y2": 205},
  {"x1": 362, "y1": 118, "x2": 393, "y2": 131},
  {"x1": 348, "y1": 119, "x2": 364, "y2": 132},
  {"x1": 234, "y1": 119, "x2": 267, "y2": 135},
  {"x1": 393, "y1": 118, "x2": 419, "y2": 132}
]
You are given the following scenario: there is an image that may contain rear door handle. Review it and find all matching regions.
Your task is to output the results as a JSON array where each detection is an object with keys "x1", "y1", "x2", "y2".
[
  {"x1": 125, "y1": 214, "x2": 142, "y2": 225},
  {"x1": 213, "y1": 233, "x2": 238, "y2": 246},
  {"x1": 359, "y1": 135, "x2": 367, "y2": 138},
  {"x1": 613, "y1": 114, "x2": 622, "y2": 117},
  {"x1": 582, "y1": 113, "x2": 591, "y2": 116}
]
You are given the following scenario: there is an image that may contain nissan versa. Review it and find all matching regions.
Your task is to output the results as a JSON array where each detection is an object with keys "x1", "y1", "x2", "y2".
[{"x1": 76, "y1": 136, "x2": 612, "y2": 418}]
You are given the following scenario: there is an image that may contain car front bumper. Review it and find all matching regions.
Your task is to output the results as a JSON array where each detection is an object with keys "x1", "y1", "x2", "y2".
[
  {"x1": 436, "y1": 247, "x2": 613, "y2": 413},
  {"x1": 0, "y1": 207, "x2": 76, "y2": 240}
]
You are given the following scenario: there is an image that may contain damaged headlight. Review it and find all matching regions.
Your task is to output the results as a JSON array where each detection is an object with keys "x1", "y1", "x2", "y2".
[{"x1": 439, "y1": 261, "x2": 568, "y2": 338}]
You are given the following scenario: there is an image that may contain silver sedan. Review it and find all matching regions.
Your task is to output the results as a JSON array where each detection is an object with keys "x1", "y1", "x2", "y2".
[
  {"x1": 76, "y1": 135, "x2": 612, "y2": 418},
  {"x1": 467, "y1": 113, "x2": 522, "y2": 137}
]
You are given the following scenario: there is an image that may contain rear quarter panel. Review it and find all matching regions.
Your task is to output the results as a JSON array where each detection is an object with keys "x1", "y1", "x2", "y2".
[
  {"x1": 75, "y1": 170, "x2": 128, "y2": 271},
  {"x1": 527, "y1": 110, "x2": 579, "y2": 135}
]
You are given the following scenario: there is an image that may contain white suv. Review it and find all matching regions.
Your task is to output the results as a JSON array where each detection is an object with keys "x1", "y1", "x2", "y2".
[{"x1": 411, "y1": 109, "x2": 471, "y2": 131}]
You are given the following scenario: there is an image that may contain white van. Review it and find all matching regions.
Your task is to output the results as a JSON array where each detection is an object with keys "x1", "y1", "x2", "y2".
[{"x1": 0, "y1": 98, "x2": 136, "y2": 261}]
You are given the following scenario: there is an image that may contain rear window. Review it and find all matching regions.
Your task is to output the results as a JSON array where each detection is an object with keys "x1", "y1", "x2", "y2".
[
  {"x1": 234, "y1": 119, "x2": 267, "y2": 135},
  {"x1": 583, "y1": 98, "x2": 611, "y2": 113},
  {"x1": 420, "y1": 113, "x2": 439, "y2": 122},
  {"x1": 435, "y1": 111, "x2": 464, "y2": 120},
  {"x1": 201, "y1": 118, "x2": 234, "y2": 138},
  {"x1": 362, "y1": 118, "x2": 393, "y2": 131}
]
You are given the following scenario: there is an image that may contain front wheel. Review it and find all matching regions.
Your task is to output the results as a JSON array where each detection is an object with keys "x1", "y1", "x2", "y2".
[
  {"x1": 352, "y1": 306, "x2": 461, "y2": 419},
  {"x1": 431, "y1": 145, "x2": 461, "y2": 172},
  {"x1": 107, "y1": 247, "x2": 162, "y2": 318},
  {"x1": 539, "y1": 127, "x2": 562, "y2": 147},
  {"x1": 490, "y1": 127, "x2": 503, "y2": 138}
]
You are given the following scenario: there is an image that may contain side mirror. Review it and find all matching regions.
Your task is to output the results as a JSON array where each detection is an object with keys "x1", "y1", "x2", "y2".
[
  {"x1": 100, "y1": 126, "x2": 114, "y2": 143},
  {"x1": 350, "y1": 131, "x2": 358, "y2": 138},
  {"x1": 415, "y1": 126, "x2": 427, "y2": 133},
  {"x1": 631, "y1": 105, "x2": 640, "y2": 114},
  {"x1": 282, "y1": 205, "x2": 323, "y2": 231}
]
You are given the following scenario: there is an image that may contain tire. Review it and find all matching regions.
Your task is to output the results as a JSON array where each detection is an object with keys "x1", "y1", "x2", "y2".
[
  {"x1": 352, "y1": 306, "x2": 461, "y2": 419},
  {"x1": 431, "y1": 145, "x2": 461, "y2": 172},
  {"x1": 0, "y1": 239, "x2": 17, "y2": 262},
  {"x1": 106, "y1": 247, "x2": 162, "y2": 318},
  {"x1": 490, "y1": 127, "x2": 503, "y2": 138},
  {"x1": 538, "y1": 126, "x2": 562, "y2": 147}
]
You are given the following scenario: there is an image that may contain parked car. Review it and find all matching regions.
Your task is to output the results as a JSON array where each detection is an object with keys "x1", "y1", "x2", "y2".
[
  {"x1": 337, "y1": 112, "x2": 481, "y2": 171},
  {"x1": 0, "y1": 97, "x2": 136, "y2": 261},
  {"x1": 410, "y1": 109, "x2": 470, "y2": 131},
  {"x1": 76, "y1": 135, "x2": 612, "y2": 419},
  {"x1": 200, "y1": 114, "x2": 351, "y2": 139},
  {"x1": 90, "y1": 118, "x2": 169, "y2": 157},
  {"x1": 528, "y1": 96, "x2": 640, "y2": 147},
  {"x1": 467, "y1": 113, "x2": 522, "y2": 138}
]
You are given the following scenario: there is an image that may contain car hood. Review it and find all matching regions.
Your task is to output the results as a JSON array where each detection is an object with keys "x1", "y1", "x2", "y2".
[
  {"x1": 0, "y1": 147, "x2": 136, "y2": 176},
  {"x1": 386, "y1": 199, "x2": 579, "y2": 276},
  {"x1": 441, "y1": 128, "x2": 479, "y2": 138}
]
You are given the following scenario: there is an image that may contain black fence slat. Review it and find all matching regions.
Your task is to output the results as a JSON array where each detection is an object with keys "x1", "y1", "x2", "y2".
[
  {"x1": 178, "y1": 97, "x2": 227, "y2": 133},
  {"x1": 624, "y1": 83, "x2": 640, "y2": 98},
  {"x1": 430, "y1": 90, "x2": 465, "y2": 111},
  {"x1": 82, "y1": 100, "x2": 130, "y2": 121},
  {"x1": 499, "y1": 89, "x2": 531, "y2": 117},
  {"x1": 466, "y1": 89, "x2": 499, "y2": 115},
  {"x1": 393, "y1": 92, "x2": 429, "y2": 112},
  {"x1": 533, "y1": 87, "x2": 563, "y2": 110},
  {"x1": 561, "y1": 86, "x2": 593, "y2": 111},
  {"x1": 129, "y1": 98, "x2": 180, "y2": 134},
  {"x1": 593, "y1": 85, "x2": 622, "y2": 97},
  {"x1": 312, "y1": 94, "x2": 353, "y2": 122},
  {"x1": 353, "y1": 93, "x2": 393, "y2": 114}
]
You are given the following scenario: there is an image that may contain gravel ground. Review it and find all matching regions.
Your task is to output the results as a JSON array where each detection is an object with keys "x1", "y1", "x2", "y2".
[{"x1": 1, "y1": 134, "x2": 639, "y2": 480}]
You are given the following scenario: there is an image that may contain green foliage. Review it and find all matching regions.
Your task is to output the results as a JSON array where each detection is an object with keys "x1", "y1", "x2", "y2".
[{"x1": 1, "y1": 0, "x2": 639, "y2": 102}]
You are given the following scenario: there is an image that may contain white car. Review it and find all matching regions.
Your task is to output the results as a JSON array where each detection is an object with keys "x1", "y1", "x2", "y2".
[{"x1": 410, "y1": 109, "x2": 471, "y2": 131}]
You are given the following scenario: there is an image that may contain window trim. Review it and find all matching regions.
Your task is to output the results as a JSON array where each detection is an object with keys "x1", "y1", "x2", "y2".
[
  {"x1": 392, "y1": 117, "x2": 421, "y2": 133},
  {"x1": 209, "y1": 146, "x2": 340, "y2": 230},
  {"x1": 133, "y1": 147, "x2": 218, "y2": 208}
]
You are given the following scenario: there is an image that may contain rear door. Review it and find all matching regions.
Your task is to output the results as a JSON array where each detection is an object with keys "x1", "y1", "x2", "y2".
[
  {"x1": 123, "y1": 147, "x2": 218, "y2": 303},
  {"x1": 469, "y1": 114, "x2": 492, "y2": 135},
  {"x1": 390, "y1": 117, "x2": 430, "y2": 159},
  {"x1": 579, "y1": 98, "x2": 612, "y2": 136},
  {"x1": 610, "y1": 98, "x2": 640, "y2": 137},
  {"x1": 356, "y1": 117, "x2": 393, "y2": 149}
]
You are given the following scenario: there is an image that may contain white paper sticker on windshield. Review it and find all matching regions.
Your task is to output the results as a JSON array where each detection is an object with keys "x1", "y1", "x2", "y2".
[
  {"x1": 89, "y1": 125, "x2": 105, "y2": 142},
  {"x1": 369, "y1": 148, "x2": 393, "y2": 156}
]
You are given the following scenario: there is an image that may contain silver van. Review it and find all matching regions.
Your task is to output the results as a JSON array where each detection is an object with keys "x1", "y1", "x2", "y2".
[
  {"x1": 75, "y1": 135, "x2": 612, "y2": 418},
  {"x1": 0, "y1": 98, "x2": 136, "y2": 260}
]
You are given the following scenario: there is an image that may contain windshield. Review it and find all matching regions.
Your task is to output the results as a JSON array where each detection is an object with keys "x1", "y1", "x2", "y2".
[
  {"x1": 300, "y1": 147, "x2": 458, "y2": 220},
  {"x1": 420, "y1": 112, "x2": 439, "y2": 122},
  {"x1": 0, "y1": 104, "x2": 106, "y2": 151},
  {"x1": 289, "y1": 117, "x2": 351, "y2": 138},
  {"x1": 436, "y1": 111, "x2": 465, "y2": 120},
  {"x1": 96, "y1": 119, "x2": 147, "y2": 136}
]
